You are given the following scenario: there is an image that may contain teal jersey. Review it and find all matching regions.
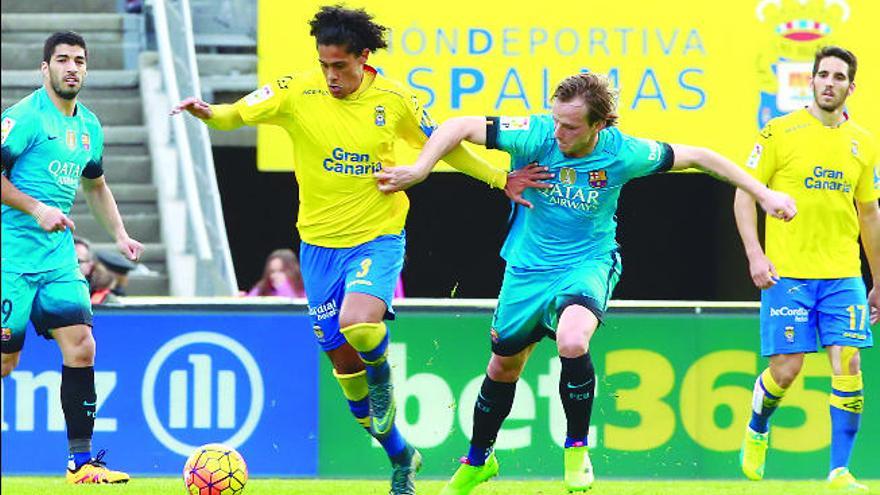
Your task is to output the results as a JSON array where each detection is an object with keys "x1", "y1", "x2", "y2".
[
  {"x1": 487, "y1": 114, "x2": 674, "y2": 269},
  {"x1": 1, "y1": 88, "x2": 104, "y2": 273}
]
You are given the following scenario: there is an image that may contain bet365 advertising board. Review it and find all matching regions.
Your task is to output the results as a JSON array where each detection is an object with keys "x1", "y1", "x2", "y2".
[{"x1": 320, "y1": 309, "x2": 879, "y2": 479}]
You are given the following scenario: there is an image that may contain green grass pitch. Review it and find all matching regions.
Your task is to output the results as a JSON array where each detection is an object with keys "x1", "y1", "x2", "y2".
[{"x1": 1, "y1": 478, "x2": 877, "y2": 495}]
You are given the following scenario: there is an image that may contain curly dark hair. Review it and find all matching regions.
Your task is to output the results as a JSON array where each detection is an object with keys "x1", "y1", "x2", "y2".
[{"x1": 309, "y1": 5, "x2": 388, "y2": 54}]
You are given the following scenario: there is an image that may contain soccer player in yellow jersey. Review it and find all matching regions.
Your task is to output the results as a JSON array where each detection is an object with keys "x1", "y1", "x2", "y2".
[
  {"x1": 735, "y1": 46, "x2": 880, "y2": 491},
  {"x1": 171, "y1": 6, "x2": 545, "y2": 495}
]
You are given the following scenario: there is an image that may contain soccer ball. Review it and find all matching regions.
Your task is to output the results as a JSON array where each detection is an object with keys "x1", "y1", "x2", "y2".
[{"x1": 183, "y1": 443, "x2": 248, "y2": 495}]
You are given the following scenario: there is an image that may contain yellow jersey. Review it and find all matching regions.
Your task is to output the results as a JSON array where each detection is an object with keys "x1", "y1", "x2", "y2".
[
  {"x1": 745, "y1": 108, "x2": 879, "y2": 278},
  {"x1": 206, "y1": 66, "x2": 505, "y2": 248}
]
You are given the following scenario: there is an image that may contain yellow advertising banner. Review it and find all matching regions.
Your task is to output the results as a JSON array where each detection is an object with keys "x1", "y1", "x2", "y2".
[{"x1": 256, "y1": 0, "x2": 878, "y2": 172}]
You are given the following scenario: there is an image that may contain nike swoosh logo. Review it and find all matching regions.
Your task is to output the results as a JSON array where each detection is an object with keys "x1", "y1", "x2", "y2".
[
  {"x1": 83, "y1": 400, "x2": 97, "y2": 407},
  {"x1": 371, "y1": 401, "x2": 397, "y2": 436},
  {"x1": 48, "y1": 135, "x2": 59, "y2": 140},
  {"x1": 566, "y1": 379, "x2": 594, "y2": 389}
]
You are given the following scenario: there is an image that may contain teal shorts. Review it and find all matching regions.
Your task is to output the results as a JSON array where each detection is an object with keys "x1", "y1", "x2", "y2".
[
  {"x1": 1, "y1": 265, "x2": 93, "y2": 353},
  {"x1": 490, "y1": 251, "x2": 622, "y2": 356}
]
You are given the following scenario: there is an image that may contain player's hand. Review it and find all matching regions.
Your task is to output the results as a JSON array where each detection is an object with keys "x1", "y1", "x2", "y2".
[
  {"x1": 504, "y1": 162, "x2": 553, "y2": 209},
  {"x1": 116, "y1": 235, "x2": 144, "y2": 262},
  {"x1": 31, "y1": 203, "x2": 75, "y2": 233},
  {"x1": 758, "y1": 189, "x2": 797, "y2": 222},
  {"x1": 868, "y1": 285, "x2": 880, "y2": 324},
  {"x1": 170, "y1": 97, "x2": 213, "y2": 119},
  {"x1": 375, "y1": 165, "x2": 430, "y2": 193},
  {"x1": 748, "y1": 252, "x2": 779, "y2": 290}
]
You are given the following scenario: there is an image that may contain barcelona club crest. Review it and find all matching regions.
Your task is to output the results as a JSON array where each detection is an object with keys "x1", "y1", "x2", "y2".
[
  {"x1": 374, "y1": 105, "x2": 386, "y2": 127},
  {"x1": 66, "y1": 129, "x2": 76, "y2": 150},
  {"x1": 588, "y1": 169, "x2": 608, "y2": 188},
  {"x1": 559, "y1": 167, "x2": 577, "y2": 185}
]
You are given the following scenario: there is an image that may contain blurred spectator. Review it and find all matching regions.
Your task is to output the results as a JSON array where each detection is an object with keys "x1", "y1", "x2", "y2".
[
  {"x1": 394, "y1": 254, "x2": 408, "y2": 299},
  {"x1": 75, "y1": 237, "x2": 120, "y2": 304},
  {"x1": 89, "y1": 262, "x2": 120, "y2": 305},
  {"x1": 74, "y1": 236, "x2": 95, "y2": 280},
  {"x1": 394, "y1": 274, "x2": 405, "y2": 299},
  {"x1": 96, "y1": 250, "x2": 136, "y2": 297},
  {"x1": 246, "y1": 249, "x2": 306, "y2": 298},
  {"x1": 125, "y1": 0, "x2": 143, "y2": 13}
]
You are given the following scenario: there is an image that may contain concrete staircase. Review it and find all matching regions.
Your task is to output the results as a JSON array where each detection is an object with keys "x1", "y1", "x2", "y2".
[
  {"x1": 189, "y1": 0, "x2": 258, "y2": 147},
  {"x1": 1, "y1": 0, "x2": 169, "y2": 295},
  {"x1": 197, "y1": 55, "x2": 257, "y2": 147}
]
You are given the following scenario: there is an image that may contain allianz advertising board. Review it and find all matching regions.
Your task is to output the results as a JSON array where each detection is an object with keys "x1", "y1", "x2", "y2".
[{"x1": 0, "y1": 311, "x2": 318, "y2": 476}]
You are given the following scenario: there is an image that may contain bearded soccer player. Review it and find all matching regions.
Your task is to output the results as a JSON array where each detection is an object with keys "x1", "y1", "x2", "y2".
[
  {"x1": 1, "y1": 31, "x2": 142, "y2": 483},
  {"x1": 735, "y1": 46, "x2": 879, "y2": 491},
  {"x1": 377, "y1": 72, "x2": 797, "y2": 494},
  {"x1": 172, "y1": 6, "x2": 543, "y2": 494}
]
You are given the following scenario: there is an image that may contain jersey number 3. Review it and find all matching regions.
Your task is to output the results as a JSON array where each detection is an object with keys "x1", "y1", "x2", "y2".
[{"x1": 356, "y1": 258, "x2": 373, "y2": 278}]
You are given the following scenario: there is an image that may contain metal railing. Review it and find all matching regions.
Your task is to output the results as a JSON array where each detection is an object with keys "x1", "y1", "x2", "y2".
[{"x1": 150, "y1": 0, "x2": 238, "y2": 295}]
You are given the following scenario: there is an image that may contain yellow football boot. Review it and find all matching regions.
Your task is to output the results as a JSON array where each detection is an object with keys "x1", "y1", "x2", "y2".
[
  {"x1": 827, "y1": 467, "x2": 868, "y2": 492},
  {"x1": 740, "y1": 427, "x2": 769, "y2": 481},
  {"x1": 564, "y1": 444, "x2": 594, "y2": 492},
  {"x1": 66, "y1": 450, "x2": 130, "y2": 484}
]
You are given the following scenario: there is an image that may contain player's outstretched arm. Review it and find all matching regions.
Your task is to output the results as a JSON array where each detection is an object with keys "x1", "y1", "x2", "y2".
[
  {"x1": 669, "y1": 144, "x2": 797, "y2": 222},
  {"x1": 377, "y1": 116, "x2": 488, "y2": 191},
  {"x1": 733, "y1": 188, "x2": 778, "y2": 289},
  {"x1": 857, "y1": 200, "x2": 880, "y2": 323},
  {"x1": 170, "y1": 97, "x2": 244, "y2": 131},
  {"x1": 81, "y1": 176, "x2": 144, "y2": 261},
  {"x1": 1, "y1": 174, "x2": 75, "y2": 232},
  {"x1": 377, "y1": 116, "x2": 552, "y2": 207}
]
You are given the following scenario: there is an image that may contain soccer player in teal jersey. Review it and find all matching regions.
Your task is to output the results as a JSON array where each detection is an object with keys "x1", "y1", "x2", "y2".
[
  {"x1": 1, "y1": 32, "x2": 142, "y2": 484},
  {"x1": 378, "y1": 72, "x2": 797, "y2": 494}
]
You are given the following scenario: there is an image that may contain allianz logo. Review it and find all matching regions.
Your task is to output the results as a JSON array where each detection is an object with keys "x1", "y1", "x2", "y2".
[
  {"x1": 143, "y1": 332, "x2": 264, "y2": 456},
  {"x1": 167, "y1": 354, "x2": 237, "y2": 430},
  {"x1": 1, "y1": 332, "x2": 264, "y2": 458},
  {"x1": 769, "y1": 306, "x2": 809, "y2": 317}
]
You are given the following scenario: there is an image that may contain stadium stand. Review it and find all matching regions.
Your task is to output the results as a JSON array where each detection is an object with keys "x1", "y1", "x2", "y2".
[
  {"x1": 1, "y1": 0, "x2": 246, "y2": 296},
  {"x1": 1, "y1": 0, "x2": 169, "y2": 295},
  {"x1": 190, "y1": 0, "x2": 258, "y2": 147}
]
